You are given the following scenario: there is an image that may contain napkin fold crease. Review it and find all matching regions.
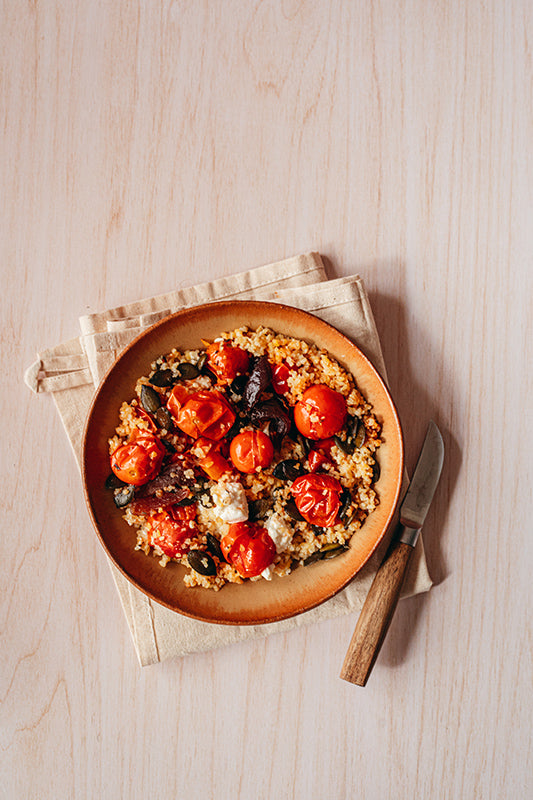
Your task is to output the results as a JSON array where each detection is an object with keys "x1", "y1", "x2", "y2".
[{"x1": 24, "y1": 252, "x2": 431, "y2": 665}]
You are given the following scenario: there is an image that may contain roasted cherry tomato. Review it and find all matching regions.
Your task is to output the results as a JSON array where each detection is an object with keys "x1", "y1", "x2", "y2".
[
  {"x1": 314, "y1": 437, "x2": 336, "y2": 454},
  {"x1": 172, "y1": 390, "x2": 236, "y2": 440},
  {"x1": 134, "y1": 407, "x2": 158, "y2": 432},
  {"x1": 293, "y1": 384, "x2": 347, "y2": 440},
  {"x1": 110, "y1": 431, "x2": 165, "y2": 486},
  {"x1": 307, "y1": 449, "x2": 330, "y2": 472},
  {"x1": 166, "y1": 385, "x2": 190, "y2": 421},
  {"x1": 229, "y1": 430, "x2": 274, "y2": 473},
  {"x1": 190, "y1": 437, "x2": 233, "y2": 480},
  {"x1": 147, "y1": 508, "x2": 195, "y2": 558},
  {"x1": 307, "y1": 438, "x2": 335, "y2": 472},
  {"x1": 199, "y1": 451, "x2": 232, "y2": 480},
  {"x1": 206, "y1": 341, "x2": 250, "y2": 383},
  {"x1": 290, "y1": 473, "x2": 343, "y2": 527},
  {"x1": 271, "y1": 361, "x2": 294, "y2": 395},
  {"x1": 220, "y1": 522, "x2": 276, "y2": 578},
  {"x1": 168, "y1": 503, "x2": 196, "y2": 523},
  {"x1": 220, "y1": 525, "x2": 243, "y2": 561}
]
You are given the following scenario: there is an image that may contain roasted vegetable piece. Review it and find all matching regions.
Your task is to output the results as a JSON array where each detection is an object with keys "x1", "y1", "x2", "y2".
[
  {"x1": 191, "y1": 437, "x2": 233, "y2": 480},
  {"x1": 291, "y1": 473, "x2": 343, "y2": 527},
  {"x1": 130, "y1": 488, "x2": 190, "y2": 515},
  {"x1": 198, "y1": 449, "x2": 233, "y2": 480},
  {"x1": 166, "y1": 385, "x2": 189, "y2": 420},
  {"x1": 242, "y1": 355, "x2": 271, "y2": 409},
  {"x1": 173, "y1": 390, "x2": 236, "y2": 440},
  {"x1": 308, "y1": 449, "x2": 330, "y2": 472},
  {"x1": 110, "y1": 432, "x2": 165, "y2": 486},
  {"x1": 271, "y1": 361, "x2": 294, "y2": 394},
  {"x1": 294, "y1": 384, "x2": 347, "y2": 440},
  {"x1": 221, "y1": 522, "x2": 276, "y2": 578},
  {"x1": 206, "y1": 341, "x2": 250, "y2": 383},
  {"x1": 307, "y1": 437, "x2": 335, "y2": 470},
  {"x1": 249, "y1": 398, "x2": 292, "y2": 448},
  {"x1": 136, "y1": 459, "x2": 198, "y2": 495},
  {"x1": 147, "y1": 509, "x2": 195, "y2": 558},
  {"x1": 229, "y1": 429, "x2": 274, "y2": 473}
]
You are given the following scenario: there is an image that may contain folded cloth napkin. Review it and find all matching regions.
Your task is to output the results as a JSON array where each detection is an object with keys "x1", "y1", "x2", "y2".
[{"x1": 24, "y1": 253, "x2": 432, "y2": 666}]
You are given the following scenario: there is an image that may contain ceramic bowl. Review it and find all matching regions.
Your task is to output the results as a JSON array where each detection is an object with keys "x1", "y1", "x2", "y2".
[{"x1": 82, "y1": 300, "x2": 403, "y2": 624}]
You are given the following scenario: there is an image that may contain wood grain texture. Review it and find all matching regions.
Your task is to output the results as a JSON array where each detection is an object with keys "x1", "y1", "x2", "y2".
[
  {"x1": 1, "y1": 1, "x2": 532, "y2": 798},
  {"x1": 340, "y1": 540, "x2": 414, "y2": 686}
]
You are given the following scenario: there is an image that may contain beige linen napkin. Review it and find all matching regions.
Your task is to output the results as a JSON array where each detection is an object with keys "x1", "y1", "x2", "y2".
[{"x1": 24, "y1": 253, "x2": 431, "y2": 665}]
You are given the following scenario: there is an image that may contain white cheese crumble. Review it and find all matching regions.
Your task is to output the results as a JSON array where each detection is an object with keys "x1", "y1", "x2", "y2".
[
  {"x1": 265, "y1": 512, "x2": 293, "y2": 554},
  {"x1": 211, "y1": 480, "x2": 248, "y2": 523},
  {"x1": 260, "y1": 564, "x2": 275, "y2": 581}
]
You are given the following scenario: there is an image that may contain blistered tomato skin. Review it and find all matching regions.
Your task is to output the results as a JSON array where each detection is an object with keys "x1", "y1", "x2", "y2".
[
  {"x1": 307, "y1": 449, "x2": 330, "y2": 472},
  {"x1": 110, "y1": 432, "x2": 165, "y2": 486},
  {"x1": 271, "y1": 362, "x2": 294, "y2": 394},
  {"x1": 229, "y1": 430, "x2": 274, "y2": 473},
  {"x1": 221, "y1": 522, "x2": 276, "y2": 578},
  {"x1": 166, "y1": 385, "x2": 189, "y2": 420},
  {"x1": 148, "y1": 508, "x2": 195, "y2": 558},
  {"x1": 291, "y1": 473, "x2": 343, "y2": 527},
  {"x1": 206, "y1": 342, "x2": 250, "y2": 383},
  {"x1": 174, "y1": 390, "x2": 236, "y2": 440},
  {"x1": 294, "y1": 384, "x2": 348, "y2": 440}
]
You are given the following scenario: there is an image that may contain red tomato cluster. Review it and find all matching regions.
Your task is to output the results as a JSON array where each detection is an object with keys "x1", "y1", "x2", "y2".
[
  {"x1": 109, "y1": 339, "x2": 355, "y2": 579},
  {"x1": 221, "y1": 522, "x2": 276, "y2": 578}
]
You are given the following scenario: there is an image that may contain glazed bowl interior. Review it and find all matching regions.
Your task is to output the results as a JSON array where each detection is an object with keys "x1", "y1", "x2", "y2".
[{"x1": 82, "y1": 301, "x2": 403, "y2": 625}]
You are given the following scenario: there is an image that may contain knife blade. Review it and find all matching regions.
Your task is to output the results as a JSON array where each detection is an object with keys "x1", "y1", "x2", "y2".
[
  {"x1": 340, "y1": 421, "x2": 444, "y2": 686},
  {"x1": 399, "y1": 419, "x2": 445, "y2": 538}
]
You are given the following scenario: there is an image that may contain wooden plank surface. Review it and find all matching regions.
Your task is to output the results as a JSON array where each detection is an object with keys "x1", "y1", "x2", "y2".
[{"x1": 2, "y1": 2, "x2": 531, "y2": 798}]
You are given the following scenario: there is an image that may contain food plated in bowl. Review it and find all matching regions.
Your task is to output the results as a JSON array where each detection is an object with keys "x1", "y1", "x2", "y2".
[
  {"x1": 107, "y1": 326, "x2": 382, "y2": 589},
  {"x1": 83, "y1": 301, "x2": 403, "y2": 624}
]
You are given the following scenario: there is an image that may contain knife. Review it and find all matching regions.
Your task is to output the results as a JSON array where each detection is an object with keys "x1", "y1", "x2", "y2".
[{"x1": 340, "y1": 421, "x2": 444, "y2": 686}]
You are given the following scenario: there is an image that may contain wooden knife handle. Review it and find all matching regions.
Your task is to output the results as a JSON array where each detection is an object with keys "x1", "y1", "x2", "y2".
[{"x1": 340, "y1": 540, "x2": 414, "y2": 686}]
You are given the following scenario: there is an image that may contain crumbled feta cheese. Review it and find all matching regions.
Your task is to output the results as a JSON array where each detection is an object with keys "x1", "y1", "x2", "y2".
[
  {"x1": 211, "y1": 480, "x2": 248, "y2": 523},
  {"x1": 261, "y1": 564, "x2": 275, "y2": 580},
  {"x1": 266, "y1": 512, "x2": 293, "y2": 554}
]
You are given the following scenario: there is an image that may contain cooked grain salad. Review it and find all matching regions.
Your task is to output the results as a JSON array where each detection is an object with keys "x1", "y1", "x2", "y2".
[{"x1": 106, "y1": 326, "x2": 382, "y2": 590}]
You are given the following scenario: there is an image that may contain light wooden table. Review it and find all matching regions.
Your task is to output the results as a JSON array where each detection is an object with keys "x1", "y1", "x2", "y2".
[{"x1": 2, "y1": 2, "x2": 531, "y2": 798}]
